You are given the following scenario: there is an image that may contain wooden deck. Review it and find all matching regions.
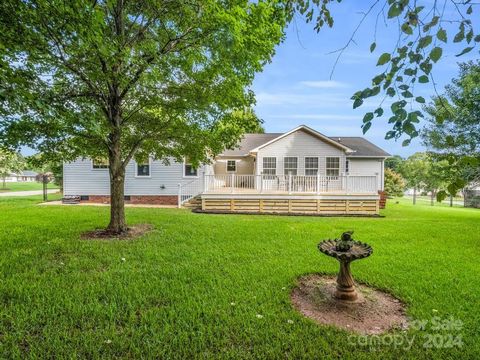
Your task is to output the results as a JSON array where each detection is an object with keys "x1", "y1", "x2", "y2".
[{"x1": 200, "y1": 192, "x2": 380, "y2": 215}]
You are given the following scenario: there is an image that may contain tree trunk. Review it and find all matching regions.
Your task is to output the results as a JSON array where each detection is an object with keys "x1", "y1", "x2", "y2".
[
  {"x1": 2, "y1": 177, "x2": 5, "y2": 189},
  {"x1": 108, "y1": 167, "x2": 126, "y2": 234},
  {"x1": 431, "y1": 192, "x2": 434, "y2": 206},
  {"x1": 413, "y1": 187, "x2": 417, "y2": 205},
  {"x1": 106, "y1": 124, "x2": 127, "y2": 234},
  {"x1": 450, "y1": 194, "x2": 453, "y2": 207}
]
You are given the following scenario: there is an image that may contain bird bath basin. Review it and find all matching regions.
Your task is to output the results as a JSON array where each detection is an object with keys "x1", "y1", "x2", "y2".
[{"x1": 318, "y1": 231, "x2": 373, "y2": 301}]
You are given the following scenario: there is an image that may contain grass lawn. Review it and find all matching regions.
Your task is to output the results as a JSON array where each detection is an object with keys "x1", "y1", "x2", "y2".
[
  {"x1": 0, "y1": 182, "x2": 59, "y2": 192},
  {"x1": 0, "y1": 196, "x2": 479, "y2": 359}
]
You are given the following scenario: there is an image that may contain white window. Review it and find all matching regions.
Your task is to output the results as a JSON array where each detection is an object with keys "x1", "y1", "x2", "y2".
[
  {"x1": 326, "y1": 157, "x2": 340, "y2": 177},
  {"x1": 184, "y1": 159, "x2": 198, "y2": 177},
  {"x1": 284, "y1": 157, "x2": 298, "y2": 175},
  {"x1": 226, "y1": 160, "x2": 236, "y2": 172},
  {"x1": 136, "y1": 160, "x2": 150, "y2": 177},
  {"x1": 262, "y1": 157, "x2": 276, "y2": 175},
  {"x1": 92, "y1": 158, "x2": 109, "y2": 169},
  {"x1": 305, "y1": 157, "x2": 319, "y2": 176}
]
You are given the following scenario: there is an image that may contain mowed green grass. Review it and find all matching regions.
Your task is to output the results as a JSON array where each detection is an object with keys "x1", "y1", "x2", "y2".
[
  {"x1": 0, "y1": 196, "x2": 479, "y2": 359},
  {"x1": 0, "y1": 182, "x2": 58, "y2": 192}
]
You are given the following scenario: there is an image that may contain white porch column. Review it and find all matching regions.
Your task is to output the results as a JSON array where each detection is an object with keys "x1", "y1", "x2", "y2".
[
  {"x1": 316, "y1": 173, "x2": 320, "y2": 194},
  {"x1": 231, "y1": 173, "x2": 235, "y2": 194}
]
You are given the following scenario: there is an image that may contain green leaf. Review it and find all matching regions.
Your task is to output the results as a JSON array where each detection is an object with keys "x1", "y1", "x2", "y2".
[
  {"x1": 402, "y1": 139, "x2": 411, "y2": 146},
  {"x1": 370, "y1": 42, "x2": 376, "y2": 53},
  {"x1": 399, "y1": 84, "x2": 409, "y2": 90},
  {"x1": 436, "y1": 190, "x2": 448, "y2": 202},
  {"x1": 401, "y1": 90, "x2": 413, "y2": 98},
  {"x1": 415, "y1": 96, "x2": 425, "y2": 103},
  {"x1": 430, "y1": 47, "x2": 442, "y2": 63},
  {"x1": 454, "y1": 29, "x2": 465, "y2": 43},
  {"x1": 377, "y1": 53, "x2": 391, "y2": 66},
  {"x1": 374, "y1": 107, "x2": 384, "y2": 117},
  {"x1": 388, "y1": 4, "x2": 403, "y2": 18},
  {"x1": 418, "y1": 75, "x2": 429, "y2": 83},
  {"x1": 466, "y1": 5, "x2": 473, "y2": 15},
  {"x1": 362, "y1": 122, "x2": 372, "y2": 134},
  {"x1": 456, "y1": 47, "x2": 474, "y2": 57},
  {"x1": 401, "y1": 23, "x2": 412, "y2": 35},
  {"x1": 353, "y1": 98, "x2": 363, "y2": 109},
  {"x1": 386, "y1": 87, "x2": 396, "y2": 97},
  {"x1": 418, "y1": 35, "x2": 432, "y2": 49},
  {"x1": 436, "y1": 28, "x2": 447, "y2": 43},
  {"x1": 363, "y1": 112, "x2": 374, "y2": 123},
  {"x1": 385, "y1": 131, "x2": 396, "y2": 140}
]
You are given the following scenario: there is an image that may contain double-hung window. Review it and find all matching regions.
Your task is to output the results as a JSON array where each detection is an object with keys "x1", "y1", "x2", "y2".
[
  {"x1": 262, "y1": 157, "x2": 276, "y2": 175},
  {"x1": 284, "y1": 157, "x2": 298, "y2": 175},
  {"x1": 226, "y1": 160, "x2": 236, "y2": 172},
  {"x1": 326, "y1": 157, "x2": 340, "y2": 177},
  {"x1": 305, "y1": 157, "x2": 319, "y2": 176},
  {"x1": 92, "y1": 158, "x2": 109, "y2": 169},
  {"x1": 136, "y1": 160, "x2": 150, "y2": 177},
  {"x1": 184, "y1": 159, "x2": 198, "y2": 177}
]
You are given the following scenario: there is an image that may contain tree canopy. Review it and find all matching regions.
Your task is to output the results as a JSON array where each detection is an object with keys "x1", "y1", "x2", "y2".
[
  {"x1": 0, "y1": 150, "x2": 25, "y2": 189},
  {"x1": 0, "y1": 0, "x2": 287, "y2": 233},
  {"x1": 423, "y1": 61, "x2": 480, "y2": 198}
]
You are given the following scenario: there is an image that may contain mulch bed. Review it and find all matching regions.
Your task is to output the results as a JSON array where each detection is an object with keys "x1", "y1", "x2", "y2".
[
  {"x1": 291, "y1": 274, "x2": 408, "y2": 335},
  {"x1": 80, "y1": 224, "x2": 153, "y2": 240}
]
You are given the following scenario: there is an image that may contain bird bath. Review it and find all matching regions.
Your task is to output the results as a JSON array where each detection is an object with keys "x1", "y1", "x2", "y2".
[{"x1": 318, "y1": 231, "x2": 373, "y2": 301}]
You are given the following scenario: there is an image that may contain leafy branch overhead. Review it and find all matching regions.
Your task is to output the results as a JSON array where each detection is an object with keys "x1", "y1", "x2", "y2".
[{"x1": 294, "y1": 0, "x2": 479, "y2": 144}]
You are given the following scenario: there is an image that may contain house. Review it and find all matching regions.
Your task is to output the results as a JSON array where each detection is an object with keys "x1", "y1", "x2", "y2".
[
  {"x1": 63, "y1": 125, "x2": 390, "y2": 214},
  {"x1": 3, "y1": 170, "x2": 38, "y2": 182}
]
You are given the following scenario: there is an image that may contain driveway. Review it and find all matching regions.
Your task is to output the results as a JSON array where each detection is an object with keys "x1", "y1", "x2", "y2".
[{"x1": 0, "y1": 189, "x2": 59, "y2": 197}]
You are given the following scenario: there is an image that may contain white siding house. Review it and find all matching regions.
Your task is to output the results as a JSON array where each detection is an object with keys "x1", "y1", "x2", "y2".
[{"x1": 63, "y1": 125, "x2": 390, "y2": 214}]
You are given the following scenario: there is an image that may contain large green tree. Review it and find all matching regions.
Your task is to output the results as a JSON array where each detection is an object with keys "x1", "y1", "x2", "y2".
[
  {"x1": 423, "y1": 61, "x2": 480, "y2": 199},
  {"x1": 0, "y1": 0, "x2": 286, "y2": 233},
  {"x1": 0, "y1": 150, "x2": 25, "y2": 189},
  {"x1": 400, "y1": 152, "x2": 430, "y2": 204}
]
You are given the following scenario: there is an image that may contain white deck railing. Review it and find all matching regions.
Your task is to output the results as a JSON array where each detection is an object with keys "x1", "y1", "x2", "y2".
[
  {"x1": 203, "y1": 174, "x2": 378, "y2": 194},
  {"x1": 178, "y1": 178, "x2": 202, "y2": 207}
]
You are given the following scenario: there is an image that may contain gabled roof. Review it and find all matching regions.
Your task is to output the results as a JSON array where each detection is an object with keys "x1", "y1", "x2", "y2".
[
  {"x1": 219, "y1": 125, "x2": 390, "y2": 158},
  {"x1": 249, "y1": 125, "x2": 354, "y2": 153},
  {"x1": 21, "y1": 170, "x2": 38, "y2": 177},
  {"x1": 219, "y1": 133, "x2": 282, "y2": 156},
  {"x1": 328, "y1": 137, "x2": 390, "y2": 157}
]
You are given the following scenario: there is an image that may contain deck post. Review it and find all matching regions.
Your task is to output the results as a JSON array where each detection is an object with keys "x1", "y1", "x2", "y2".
[
  {"x1": 288, "y1": 174, "x2": 292, "y2": 194},
  {"x1": 316, "y1": 173, "x2": 320, "y2": 194},
  {"x1": 231, "y1": 173, "x2": 235, "y2": 194},
  {"x1": 177, "y1": 183, "x2": 181, "y2": 208}
]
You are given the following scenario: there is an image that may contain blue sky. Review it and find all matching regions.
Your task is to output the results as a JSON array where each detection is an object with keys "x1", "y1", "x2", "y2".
[{"x1": 251, "y1": 1, "x2": 478, "y2": 157}]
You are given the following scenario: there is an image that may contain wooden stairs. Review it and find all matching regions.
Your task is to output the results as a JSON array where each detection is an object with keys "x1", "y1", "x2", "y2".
[{"x1": 182, "y1": 195, "x2": 202, "y2": 210}]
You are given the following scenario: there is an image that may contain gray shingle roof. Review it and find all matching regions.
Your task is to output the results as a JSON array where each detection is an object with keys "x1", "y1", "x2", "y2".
[
  {"x1": 220, "y1": 132, "x2": 390, "y2": 157},
  {"x1": 328, "y1": 137, "x2": 390, "y2": 157},
  {"x1": 21, "y1": 170, "x2": 38, "y2": 177},
  {"x1": 220, "y1": 133, "x2": 282, "y2": 156}
]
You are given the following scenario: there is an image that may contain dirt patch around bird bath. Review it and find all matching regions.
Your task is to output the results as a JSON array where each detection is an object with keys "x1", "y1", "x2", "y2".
[
  {"x1": 80, "y1": 224, "x2": 153, "y2": 240},
  {"x1": 291, "y1": 274, "x2": 408, "y2": 335}
]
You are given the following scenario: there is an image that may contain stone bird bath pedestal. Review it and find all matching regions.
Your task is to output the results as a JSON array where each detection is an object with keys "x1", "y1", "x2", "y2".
[{"x1": 318, "y1": 231, "x2": 373, "y2": 301}]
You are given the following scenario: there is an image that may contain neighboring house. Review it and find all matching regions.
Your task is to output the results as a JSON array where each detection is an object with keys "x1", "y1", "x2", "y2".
[
  {"x1": 63, "y1": 125, "x2": 390, "y2": 214},
  {"x1": 3, "y1": 170, "x2": 38, "y2": 182}
]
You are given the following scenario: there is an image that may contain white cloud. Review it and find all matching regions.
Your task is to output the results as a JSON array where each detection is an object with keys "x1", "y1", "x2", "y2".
[{"x1": 299, "y1": 80, "x2": 349, "y2": 88}]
